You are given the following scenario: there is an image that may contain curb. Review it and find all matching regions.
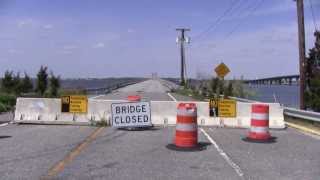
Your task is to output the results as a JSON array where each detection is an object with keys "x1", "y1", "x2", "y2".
[{"x1": 286, "y1": 122, "x2": 320, "y2": 136}]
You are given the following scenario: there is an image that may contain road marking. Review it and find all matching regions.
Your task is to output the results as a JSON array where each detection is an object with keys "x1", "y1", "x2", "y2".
[
  {"x1": 167, "y1": 93, "x2": 177, "y2": 102},
  {"x1": 43, "y1": 127, "x2": 105, "y2": 179},
  {"x1": 0, "y1": 123, "x2": 9, "y2": 127},
  {"x1": 200, "y1": 128, "x2": 244, "y2": 178},
  {"x1": 286, "y1": 122, "x2": 320, "y2": 137},
  {"x1": 90, "y1": 94, "x2": 106, "y2": 99}
]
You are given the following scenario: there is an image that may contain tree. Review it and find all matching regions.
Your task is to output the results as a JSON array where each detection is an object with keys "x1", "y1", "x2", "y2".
[
  {"x1": 225, "y1": 81, "x2": 234, "y2": 98},
  {"x1": 218, "y1": 78, "x2": 225, "y2": 97},
  {"x1": 1, "y1": 70, "x2": 15, "y2": 93},
  {"x1": 209, "y1": 77, "x2": 220, "y2": 97},
  {"x1": 49, "y1": 72, "x2": 60, "y2": 97},
  {"x1": 36, "y1": 66, "x2": 48, "y2": 96},
  {"x1": 305, "y1": 31, "x2": 320, "y2": 112},
  {"x1": 12, "y1": 72, "x2": 23, "y2": 95},
  {"x1": 21, "y1": 73, "x2": 33, "y2": 93}
]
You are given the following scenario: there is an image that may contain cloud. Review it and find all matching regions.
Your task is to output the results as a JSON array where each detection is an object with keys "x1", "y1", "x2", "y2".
[
  {"x1": 63, "y1": 45, "x2": 77, "y2": 50},
  {"x1": 43, "y1": 24, "x2": 53, "y2": 29},
  {"x1": 8, "y1": 49, "x2": 22, "y2": 54},
  {"x1": 127, "y1": 29, "x2": 135, "y2": 33},
  {"x1": 17, "y1": 18, "x2": 33, "y2": 27},
  {"x1": 93, "y1": 42, "x2": 105, "y2": 48},
  {"x1": 58, "y1": 50, "x2": 73, "y2": 54}
]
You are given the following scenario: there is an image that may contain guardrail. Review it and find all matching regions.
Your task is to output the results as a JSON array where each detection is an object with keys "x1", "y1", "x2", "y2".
[
  {"x1": 85, "y1": 80, "x2": 144, "y2": 95},
  {"x1": 228, "y1": 96, "x2": 320, "y2": 123},
  {"x1": 283, "y1": 108, "x2": 320, "y2": 122}
]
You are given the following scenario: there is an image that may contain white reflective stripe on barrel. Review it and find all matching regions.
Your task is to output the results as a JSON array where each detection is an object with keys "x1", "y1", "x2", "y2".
[
  {"x1": 176, "y1": 123, "x2": 197, "y2": 131},
  {"x1": 177, "y1": 109, "x2": 197, "y2": 117},
  {"x1": 250, "y1": 127, "x2": 269, "y2": 133},
  {"x1": 251, "y1": 113, "x2": 269, "y2": 120}
]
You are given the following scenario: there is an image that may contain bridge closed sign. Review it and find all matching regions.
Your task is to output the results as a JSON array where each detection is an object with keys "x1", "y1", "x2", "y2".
[
  {"x1": 111, "y1": 102, "x2": 152, "y2": 128},
  {"x1": 218, "y1": 99, "x2": 236, "y2": 118}
]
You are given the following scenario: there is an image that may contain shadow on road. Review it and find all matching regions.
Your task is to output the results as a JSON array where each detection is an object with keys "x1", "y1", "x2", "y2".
[
  {"x1": 0, "y1": 135, "x2": 12, "y2": 139},
  {"x1": 166, "y1": 142, "x2": 211, "y2": 152}
]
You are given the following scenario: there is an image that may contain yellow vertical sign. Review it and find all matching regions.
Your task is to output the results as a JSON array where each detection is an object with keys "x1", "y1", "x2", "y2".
[
  {"x1": 209, "y1": 99, "x2": 218, "y2": 109},
  {"x1": 218, "y1": 99, "x2": 236, "y2": 117},
  {"x1": 61, "y1": 95, "x2": 88, "y2": 113},
  {"x1": 69, "y1": 95, "x2": 87, "y2": 113}
]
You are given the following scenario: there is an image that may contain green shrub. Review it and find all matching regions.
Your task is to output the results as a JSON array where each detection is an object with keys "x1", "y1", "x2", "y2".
[
  {"x1": 0, "y1": 102, "x2": 8, "y2": 113},
  {"x1": 0, "y1": 93, "x2": 16, "y2": 107},
  {"x1": 95, "y1": 119, "x2": 108, "y2": 127}
]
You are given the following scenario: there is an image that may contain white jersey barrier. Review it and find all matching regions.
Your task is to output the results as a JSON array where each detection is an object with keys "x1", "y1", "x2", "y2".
[{"x1": 14, "y1": 98, "x2": 285, "y2": 129}]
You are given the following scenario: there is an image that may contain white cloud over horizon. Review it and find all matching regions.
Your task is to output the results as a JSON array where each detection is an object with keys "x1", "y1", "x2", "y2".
[
  {"x1": 93, "y1": 42, "x2": 105, "y2": 48},
  {"x1": 1, "y1": 0, "x2": 319, "y2": 79},
  {"x1": 43, "y1": 24, "x2": 53, "y2": 29}
]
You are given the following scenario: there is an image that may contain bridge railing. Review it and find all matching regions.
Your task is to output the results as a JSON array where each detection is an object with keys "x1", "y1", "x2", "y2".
[
  {"x1": 85, "y1": 80, "x2": 145, "y2": 95},
  {"x1": 283, "y1": 108, "x2": 320, "y2": 123}
]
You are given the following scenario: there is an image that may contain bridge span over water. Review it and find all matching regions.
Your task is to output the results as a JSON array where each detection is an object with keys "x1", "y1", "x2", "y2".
[{"x1": 245, "y1": 75, "x2": 300, "y2": 85}]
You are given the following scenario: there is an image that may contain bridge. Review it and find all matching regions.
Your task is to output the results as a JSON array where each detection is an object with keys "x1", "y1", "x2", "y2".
[
  {"x1": 245, "y1": 75, "x2": 300, "y2": 85},
  {"x1": 0, "y1": 79, "x2": 318, "y2": 179}
]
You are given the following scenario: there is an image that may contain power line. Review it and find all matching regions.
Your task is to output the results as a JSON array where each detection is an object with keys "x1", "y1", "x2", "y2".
[
  {"x1": 308, "y1": 0, "x2": 319, "y2": 31},
  {"x1": 192, "y1": 0, "x2": 244, "y2": 42},
  {"x1": 222, "y1": 0, "x2": 265, "y2": 41}
]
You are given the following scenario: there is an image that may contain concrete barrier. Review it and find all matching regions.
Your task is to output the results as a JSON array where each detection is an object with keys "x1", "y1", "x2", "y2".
[
  {"x1": 14, "y1": 98, "x2": 90, "y2": 125},
  {"x1": 14, "y1": 98, "x2": 285, "y2": 129}
]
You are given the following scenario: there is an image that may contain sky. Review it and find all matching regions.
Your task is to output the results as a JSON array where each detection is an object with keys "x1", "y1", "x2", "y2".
[{"x1": 0, "y1": 0, "x2": 319, "y2": 79}]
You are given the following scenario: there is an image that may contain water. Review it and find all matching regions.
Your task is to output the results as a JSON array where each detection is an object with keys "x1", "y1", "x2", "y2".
[{"x1": 246, "y1": 84, "x2": 299, "y2": 108}]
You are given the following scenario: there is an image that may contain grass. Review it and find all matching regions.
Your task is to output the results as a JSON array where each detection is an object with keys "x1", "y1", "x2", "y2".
[
  {"x1": 0, "y1": 93, "x2": 16, "y2": 113},
  {"x1": 172, "y1": 88, "x2": 206, "y2": 101},
  {"x1": 59, "y1": 89, "x2": 87, "y2": 96},
  {"x1": 285, "y1": 115, "x2": 320, "y2": 135},
  {"x1": 91, "y1": 117, "x2": 109, "y2": 127}
]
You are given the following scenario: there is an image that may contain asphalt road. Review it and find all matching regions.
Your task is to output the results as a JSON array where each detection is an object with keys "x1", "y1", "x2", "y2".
[
  {"x1": 0, "y1": 79, "x2": 319, "y2": 179},
  {"x1": 54, "y1": 127, "x2": 320, "y2": 180},
  {"x1": 91, "y1": 79, "x2": 178, "y2": 101},
  {"x1": 0, "y1": 125, "x2": 96, "y2": 180},
  {"x1": 1, "y1": 124, "x2": 319, "y2": 180},
  {"x1": 0, "y1": 112, "x2": 13, "y2": 124}
]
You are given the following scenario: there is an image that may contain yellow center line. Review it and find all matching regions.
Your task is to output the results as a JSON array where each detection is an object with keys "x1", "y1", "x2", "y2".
[
  {"x1": 286, "y1": 122, "x2": 320, "y2": 136},
  {"x1": 41, "y1": 127, "x2": 105, "y2": 179}
]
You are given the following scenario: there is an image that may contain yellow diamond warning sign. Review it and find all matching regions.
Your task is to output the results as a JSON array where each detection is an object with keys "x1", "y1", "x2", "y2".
[
  {"x1": 215, "y1": 63, "x2": 230, "y2": 78},
  {"x1": 61, "y1": 95, "x2": 88, "y2": 113},
  {"x1": 218, "y1": 99, "x2": 236, "y2": 118}
]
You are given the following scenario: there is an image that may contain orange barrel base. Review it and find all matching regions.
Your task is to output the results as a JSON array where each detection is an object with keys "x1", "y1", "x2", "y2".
[
  {"x1": 248, "y1": 132, "x2": 271, "y2": 140},
  {"x1": 175, "y1": 131, "x2": 198, "y2": 148}
]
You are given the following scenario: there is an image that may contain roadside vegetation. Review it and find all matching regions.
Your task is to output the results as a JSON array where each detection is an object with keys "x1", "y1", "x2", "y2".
[
  {"x1": 174, "y1": 76, "x2": 253, "y2": 101},
  {"x1": 0, "y1": 66, "x2": 61, "y2": 113},
  {"x1": 305, "y1": 31, "x2": 320, "y2": 112}
]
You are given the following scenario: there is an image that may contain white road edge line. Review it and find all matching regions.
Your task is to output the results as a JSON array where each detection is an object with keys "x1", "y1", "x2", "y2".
[
  {"x1": 167, "y1": 93, "x2": 177, "y2": 102},
  {"x1": 200, "y1": 128, "x2": 244, "y2": 178},
  {"x1": 90, "y1": 95, "x2": 106, "y2": 99},
  {"x1": 0, "y1": 123, "x2": 9, "y2": 127}
]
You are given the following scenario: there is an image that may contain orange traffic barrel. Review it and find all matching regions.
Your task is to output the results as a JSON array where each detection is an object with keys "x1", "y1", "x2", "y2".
[
  {"x1": 127, "y1": 95, "x2": 141, "y2": 102},
  {"x1": 243, "y1": 104, "x2": 275, "y2": 143},
  {"x1": 175, "y1": 103, "x2": 198, "y2": 148}
]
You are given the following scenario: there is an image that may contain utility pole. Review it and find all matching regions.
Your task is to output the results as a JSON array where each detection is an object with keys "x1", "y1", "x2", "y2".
[
  {"x1": 295, "y1": 0, "x2": 306, "y2": 110},
  {"x1": 176, "y1": 28, "x2": 190, "y2": 86}
]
